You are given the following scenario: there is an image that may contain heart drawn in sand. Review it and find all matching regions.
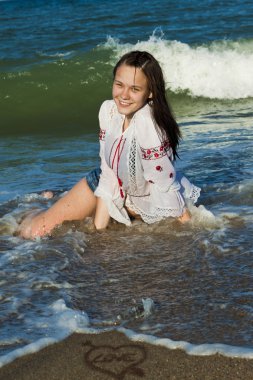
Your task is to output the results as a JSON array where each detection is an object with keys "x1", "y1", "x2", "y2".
[{"x1": 84, "y1": 343, "x2": 146, "y2": 379}]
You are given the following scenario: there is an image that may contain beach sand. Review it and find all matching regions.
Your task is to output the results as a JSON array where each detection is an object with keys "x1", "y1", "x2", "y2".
[{"x1": 0, "y1": 331, "x2": 252, "y2": 380}]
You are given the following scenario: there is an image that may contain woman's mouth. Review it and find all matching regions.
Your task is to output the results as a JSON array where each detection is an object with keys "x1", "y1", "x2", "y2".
[{"x1": 119, "y1": 100, "x2": 132, "y2": 106}]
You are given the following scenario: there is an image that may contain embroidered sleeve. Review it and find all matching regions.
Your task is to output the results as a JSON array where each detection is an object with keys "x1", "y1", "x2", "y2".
[
  {"x1": 99, "y1": 128, "x2": 106, "y2": 141},
  {"x1": 140, "y1": 140, "x2": 171, "y2": 160},
  {"x1": 96, "y1": 101, "x2": 115, "y2": 192},
  {"x1": 136, "y1": 113, "x2": 176, "y2": 192},
  {"x1": 95, "y1": 101, "x2": 120, "y2": 200}
]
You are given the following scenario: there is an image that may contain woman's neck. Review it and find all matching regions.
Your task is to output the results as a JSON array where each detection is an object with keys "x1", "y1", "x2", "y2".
[{"x1": 122, "y1": 115, "x2": 132, "y2": 132}]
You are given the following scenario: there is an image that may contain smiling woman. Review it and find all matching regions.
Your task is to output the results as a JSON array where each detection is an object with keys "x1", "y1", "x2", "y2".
[
  {"x1": 112, "y1": 64, "x2": 152, "y2": 131},
  {"x1": 18, "y1": 50, "x2": 201, "y2": 239}
]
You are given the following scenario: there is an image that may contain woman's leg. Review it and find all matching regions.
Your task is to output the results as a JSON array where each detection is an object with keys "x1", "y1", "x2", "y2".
[{"x1": 19, "y1": 178, "x2": 97, "y2": 239}]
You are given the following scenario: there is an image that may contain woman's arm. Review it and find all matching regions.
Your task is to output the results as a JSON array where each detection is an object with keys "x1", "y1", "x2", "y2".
[
  {"x1": 136, "y1": 114, "x2": 176, "y2": 192},
  {"x1": 94, "y1": 197, "x2": 111, "y2": 230}
]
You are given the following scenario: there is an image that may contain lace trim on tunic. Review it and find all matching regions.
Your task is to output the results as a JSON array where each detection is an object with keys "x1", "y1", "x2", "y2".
[
  {"x1": 128, "y1": 137, "x2": 137, "y2": 194},
  {"x1": 188, "y1": 185, "x2": 201, "y2": 204},
  {"x1": 125, "y1": 196, "x2": 184, "y2": 224}
]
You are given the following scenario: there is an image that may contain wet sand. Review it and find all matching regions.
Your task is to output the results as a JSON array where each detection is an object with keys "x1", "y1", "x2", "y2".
[{"x1": 0, "y1": 331, "x2": 253, "y2": 380}]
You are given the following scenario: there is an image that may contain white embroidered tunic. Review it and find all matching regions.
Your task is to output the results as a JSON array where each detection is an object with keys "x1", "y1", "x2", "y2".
[{"x1": 94, "y1": 100, "x2": 200, "y2": 226}]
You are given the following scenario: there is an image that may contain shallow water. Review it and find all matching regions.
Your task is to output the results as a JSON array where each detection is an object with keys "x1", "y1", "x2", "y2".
[{"x1": 1, "y1": 107, "x2": 252, "y2": 361}]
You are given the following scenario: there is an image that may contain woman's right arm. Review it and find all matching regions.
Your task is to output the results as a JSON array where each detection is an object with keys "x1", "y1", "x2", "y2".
[
  {"x1": 93, "y1": 101, "x2": 113, "y2": 229},
  {"x1": 94, "y1": 101, "x2": 131, "y2": 227},
  {"x1": 94, "y1": 196, "x2": 111, "y2": 230}
]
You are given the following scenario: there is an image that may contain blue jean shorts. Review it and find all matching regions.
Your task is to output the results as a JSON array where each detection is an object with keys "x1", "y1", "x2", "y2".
[{"x1": 85, "y1": 167, "x2": 101, "y2": 192}]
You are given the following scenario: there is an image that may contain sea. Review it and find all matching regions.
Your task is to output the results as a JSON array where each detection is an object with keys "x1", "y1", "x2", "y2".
[{"x1": 0, "y1": 0, "x2": 253, "y2": 367}]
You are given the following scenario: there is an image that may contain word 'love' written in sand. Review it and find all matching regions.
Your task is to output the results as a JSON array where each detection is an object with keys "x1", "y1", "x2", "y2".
[{"x1": 83, "y1": 341, "x2": 147, "y2": 379}]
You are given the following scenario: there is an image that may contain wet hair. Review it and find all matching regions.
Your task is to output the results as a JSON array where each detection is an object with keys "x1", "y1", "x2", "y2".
[{"x1": 113, "y1": 51, "x2": 181, "y2": 159}]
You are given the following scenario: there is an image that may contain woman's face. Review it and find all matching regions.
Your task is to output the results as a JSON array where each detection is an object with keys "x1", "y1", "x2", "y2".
[{"x1": 112, "y1": 63, "x2": 151, "y2": 121}]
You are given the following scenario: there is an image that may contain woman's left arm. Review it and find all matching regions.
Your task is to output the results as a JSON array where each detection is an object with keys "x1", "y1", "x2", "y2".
[{"x1": 136, "y1": 114, "x2": 176, "y2": 192}]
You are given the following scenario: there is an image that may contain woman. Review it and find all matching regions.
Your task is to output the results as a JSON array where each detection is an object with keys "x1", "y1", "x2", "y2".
[{"x1": 19, "y1": 51, "x2": 200, "y2": 239}]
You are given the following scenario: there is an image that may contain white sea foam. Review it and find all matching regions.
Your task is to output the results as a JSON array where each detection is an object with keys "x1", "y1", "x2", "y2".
[
  {"x1": 105, "y1": 34, "x2": 253, "y2": 99},
  {"x1": 37, "y1": 50, "x2": 74, "y2": 58},
  {"x1": 119, "y1": 328, "x2": 253, "y2": 359},
  {"x1": 142, "y1": 298, "x2": 155, "y2": 318},
  {"x1": 226, "y1": 179, "x2": 253, "y2": 198},
  {"x1": 187, "y1": 203, "x2": 220, "y2": 229},
  {"x1": 0, "y1": 299, "x2": 90, "y2": 368},
  {"x1": 0, "y1": 337, "x2": 58, "y2": 369},
  {"x1": 0, "y1": 214, "x2": 18, "y2": 235},
  {"x1": 1, "y1": 298, "x2": 253, "y2": 369}
]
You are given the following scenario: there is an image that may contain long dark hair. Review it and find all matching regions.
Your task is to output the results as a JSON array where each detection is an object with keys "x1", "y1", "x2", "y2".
[{"x1": 113, "y1": 51, "x2": 181, "y2": 159}]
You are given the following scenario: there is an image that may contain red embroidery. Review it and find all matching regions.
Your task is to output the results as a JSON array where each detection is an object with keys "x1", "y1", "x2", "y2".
[
  {"x1": 99, "y1": 128, "x2": 106, "y2": 141},
  {"x1": 170, "y1": 172, "x2": 173, "y2": 178},
  {"x1": 156, "y1": 165, "x2": 163, "y2": 172},
  {"x1": 141, "y1": 140, "x2": 171, "y2": 160},
  {"x1": 111, "y1": 135, "x2": 126, "y2": 200}
]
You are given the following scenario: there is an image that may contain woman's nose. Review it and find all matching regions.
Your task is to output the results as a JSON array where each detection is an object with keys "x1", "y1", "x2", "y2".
[{"x1": 121, "y1": 86, "x2": 130, "y2": 99}]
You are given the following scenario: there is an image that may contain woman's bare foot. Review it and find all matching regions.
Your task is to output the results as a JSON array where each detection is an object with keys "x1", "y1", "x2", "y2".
[
  {"x1": 40, "y1": 191, "x2": 54, "y2": 199},
  {"x1": 18, "y1": 210, "x2": 55, "y2": 239}
]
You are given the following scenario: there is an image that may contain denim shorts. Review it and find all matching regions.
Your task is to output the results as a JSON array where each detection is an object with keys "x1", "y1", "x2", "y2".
[{"x1": 85, "y1": 167, "x2": 101, "y2": 192}]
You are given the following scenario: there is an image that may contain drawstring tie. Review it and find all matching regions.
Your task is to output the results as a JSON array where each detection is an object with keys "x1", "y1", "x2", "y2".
[{"x1": 112, "y1": 135, "x2": 126, "y2": 199}]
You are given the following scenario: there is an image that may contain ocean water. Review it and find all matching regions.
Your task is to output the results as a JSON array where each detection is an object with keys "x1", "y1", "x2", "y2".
[{"x1": 0, "y1": 0, "x2": 253, "y2": 367}]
